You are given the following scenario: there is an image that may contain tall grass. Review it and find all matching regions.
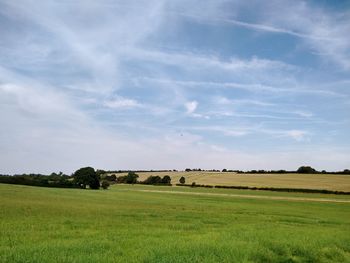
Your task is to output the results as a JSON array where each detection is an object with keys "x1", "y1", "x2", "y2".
[{"x1": 1, "y1": 184, "x2": 350, "y2": 262}]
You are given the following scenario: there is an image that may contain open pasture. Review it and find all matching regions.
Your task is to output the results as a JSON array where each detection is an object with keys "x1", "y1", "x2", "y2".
[{"x1": 1, "y1": 183, "x2": 350, "y2": 262}]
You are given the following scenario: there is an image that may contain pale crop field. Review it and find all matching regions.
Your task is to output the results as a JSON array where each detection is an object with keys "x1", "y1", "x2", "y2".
[{"x1": 114, "y1": 171, "x2": 350, "y2": 191}]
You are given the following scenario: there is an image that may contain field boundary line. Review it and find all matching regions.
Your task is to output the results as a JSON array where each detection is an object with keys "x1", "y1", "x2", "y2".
[{"x1": 120, "y1": 188, "x2": 350, "y2": 203}]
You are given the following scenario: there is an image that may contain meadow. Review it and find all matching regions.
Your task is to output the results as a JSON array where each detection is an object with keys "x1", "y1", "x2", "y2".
[
  {"x1": 116, "y1": 171, "x2": 350, "y2": 192},
  {"x1": 1, "y1": 183, "x2": 350, "y2": 262}
]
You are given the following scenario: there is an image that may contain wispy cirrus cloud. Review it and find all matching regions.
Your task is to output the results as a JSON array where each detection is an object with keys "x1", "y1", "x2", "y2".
[
  {"x1": 182, "y1": 0, "x2": 350, "y2": 71},
  {"x1": 0, "y1": 0, "x2": 349, "y2": 173},
  {"x1": 184, "y1": 125, "x2": 310, "y2": 141},
  {"x1": 216, "y1": 96, "x2": 274, "y2": 107},
  {"x1": 180, "y1": 13, "x2": 328, "y2": 40},
  {"x1": 104, "y1": 97, "x2": 141, "y2": 109},
  {"x1": 125, "y1": 47, "x2": 296, "y2": 73},
  {"x1": 141, "y1": 77, "x2": 347, "y2": 98}
]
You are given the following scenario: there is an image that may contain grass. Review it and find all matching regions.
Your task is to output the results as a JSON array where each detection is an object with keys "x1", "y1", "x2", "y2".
[
  {"x1": 1, "y1": 183, "x2": 350, "y2": 262},
  {"x1": 114, "y1": 171, "x2": 350, "y2": 192}
]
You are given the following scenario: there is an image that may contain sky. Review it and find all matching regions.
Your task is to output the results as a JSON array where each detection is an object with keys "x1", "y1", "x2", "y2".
[{"x1": 0, "y1": 0, "x2": 350, "y2": 174}]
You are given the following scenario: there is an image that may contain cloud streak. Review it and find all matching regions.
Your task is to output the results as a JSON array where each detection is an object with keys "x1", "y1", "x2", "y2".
[
  {"x1": 182, "y1": 0, "x2": 350, "y2": 70},
  {"x1": 0, "y1": 0, "x2": 349, "y2": 173}
]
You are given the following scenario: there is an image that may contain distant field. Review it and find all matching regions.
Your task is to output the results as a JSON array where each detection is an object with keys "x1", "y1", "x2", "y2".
[
  {"x1": 1, "y1": 184, "x2": 350, "y2": 262},
  {"x1": 114, "y1": 171, "x2": 350, "y2": 192}
]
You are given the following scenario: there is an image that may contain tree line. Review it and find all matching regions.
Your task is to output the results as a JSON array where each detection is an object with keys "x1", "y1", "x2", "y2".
[
  {"x1": 219, "y1": 166, "x2": 350, "y2": 174},
  {"x1": 0, "y1": 167, "x2": 110, "y2": 190},
  {"x1": 1, "y1": 165, "x2": 349, "y2": 190},
  {"x1": 0, "y1": 168, "x2": 179, "y2": 189}
]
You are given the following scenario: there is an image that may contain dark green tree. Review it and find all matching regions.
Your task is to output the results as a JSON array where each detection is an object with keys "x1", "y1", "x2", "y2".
[
  {"x1": 125, "y1": 171, "x2": 139, "y2": 184},
  {"x1": 143, "y1": 175, "x2": 161, "y2": 184},
  {"x1": 109, "y1": 174, "x2": 117, "y2": 181},
  {"x1": 297, "y1": 166, "x2": 317, "y2": 174},
  {"x1": 73, "y1": 167, "x2": 100, "y2": 189},
  {"x1": 179, "y1": 176, "x2": 185, "y2": 184},
  {"x1": 161, "y1": 175, "x2": 171, "y2": 185}
]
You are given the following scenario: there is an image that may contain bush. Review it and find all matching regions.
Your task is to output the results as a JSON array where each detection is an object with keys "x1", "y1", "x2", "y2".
[
  {"x1": 142, "y1": 175, "x2": 171, "y2": 185},
  {"x1": 161, "y1": 175, "x2": 171, "y2": 184},
  {"x1": 118, "y1": 172, "x2": 139, "y2": 184},
  {"x1": 101, "y1": 181, "x2": 110, "y2": 190},
  {"x1": 109, "y1": 174, "x2": 117, "y2": 181},
  {"x1": 179, "y1": 176, "x2": 185, "y2": 184},
  {"x1": 143, "y1": 175, "x2": 162, "y2": 184}
]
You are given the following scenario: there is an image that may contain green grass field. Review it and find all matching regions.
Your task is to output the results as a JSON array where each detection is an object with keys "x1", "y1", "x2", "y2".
[{"x1": 1, "y1": 184, "x2": 350, "y2": 262}]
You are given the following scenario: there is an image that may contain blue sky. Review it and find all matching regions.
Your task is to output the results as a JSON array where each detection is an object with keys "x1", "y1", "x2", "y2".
[{"x1": 0, "y1": 0, "x2": 349, "y2": 173}]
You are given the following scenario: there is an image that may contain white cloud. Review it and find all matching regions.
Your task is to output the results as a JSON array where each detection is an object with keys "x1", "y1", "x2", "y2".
[
  {"x1": 0, "y1": 0, "x2": 167, "y2": 94},
  {"x1": 185, "y1": 100, "x2": 198, "y2": 114},
  {"x1": 184, "y1": 125, "x2": 311, "y2": 141},
  {"x1": 0, "y1": 0, "x2": 349, "y2": 173},
  {"x1": 266, "y1": 1, "x2": 350, "y2": 71},
  {"x1": 142, "y1": 78, "x2": 345, "y2": 97},
  {"x1": 126, "y1": 47, "x2": 295, "y2": 73},
  {"x1": 260, "y1": 128, "x2": 310, "y2": 142},
  {"x1": 294, "y1": 110, "x2": 314, "y2": 118},
  {"x1": 285, "y1": 130, "x2": 309, "y2": 141},
  {"x1": 216, "y1": 96, "x2": 274, "y2": 106},
  {"x1": 184, "y1": 101, "x2": 210, "y2": 119},
  {"x1": 186, "y1": 0, "x2": 350, "y2": 71},
  {"x1": 190, "y1": 126, "x2": 253, "y2": 137},
  {"x1": 104, "y1": 97, "x2": 141, "y2": 109}
]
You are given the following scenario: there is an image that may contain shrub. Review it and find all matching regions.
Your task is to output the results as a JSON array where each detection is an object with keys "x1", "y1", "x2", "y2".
[
  {"x1": 125, "y1": 172, "x2": 139, "y2": 184},
  {"x1": 179, "y1": 176, "x2": 185, "y2": 184},
  {"x1": 161, "y1": 175, "x2": 171, "y2": 184},
  {"x1": 143, "y1": 175, "x2": 162, "y2": 185},
  {"x1": 104, "y1": 174, "x2": 117, "y2": 181},
  {"x1": 109, "y1": 174, "x2": 117, "y2": 181},
  {"x1": 101, "y1": 181, "x2": 110, "y2": 190},
  {"x1": 142, "y1": 175, "x2": 171, "y2": 185}
]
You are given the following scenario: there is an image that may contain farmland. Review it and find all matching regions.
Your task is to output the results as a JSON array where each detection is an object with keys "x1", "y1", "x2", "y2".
[
  {"x1": 1, "y1": 183, "x2": 350, "y2": 262},
  {"x1": 114, "y1": 171, "x2": 350, "y2": 192}
]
